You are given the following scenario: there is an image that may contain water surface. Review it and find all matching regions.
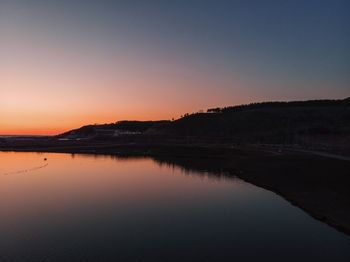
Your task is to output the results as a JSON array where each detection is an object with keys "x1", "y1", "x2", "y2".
[{"x1": 1, "y1": 152, "x2": 349, "y2": 261}]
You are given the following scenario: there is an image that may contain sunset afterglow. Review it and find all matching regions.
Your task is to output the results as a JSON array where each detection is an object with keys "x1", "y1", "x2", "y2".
[{"x1": 1, "y1": 0, "x2": 349, "y2": 135}]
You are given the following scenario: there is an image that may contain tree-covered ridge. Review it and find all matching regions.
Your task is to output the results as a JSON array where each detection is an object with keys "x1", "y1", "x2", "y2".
[
  {"x1": 59, "y1": 98, "x2": 350, "y2": 148},
  {"x1": 206, "y1": 98, "x2": 350, "y2": 114}
]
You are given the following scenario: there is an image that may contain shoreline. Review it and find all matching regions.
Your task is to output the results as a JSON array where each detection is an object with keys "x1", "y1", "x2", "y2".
[{"x1": 1, "y1": 142, "x2": 350, "y2": 236}]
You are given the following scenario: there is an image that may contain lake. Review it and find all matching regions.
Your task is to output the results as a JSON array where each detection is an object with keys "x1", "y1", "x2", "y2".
[{"x1": 1, "y1": 152, "x2": 349, "y2": 261}]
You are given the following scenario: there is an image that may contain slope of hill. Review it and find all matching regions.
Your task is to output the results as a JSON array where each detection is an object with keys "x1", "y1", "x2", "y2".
[
  {"x1": 155, "y1": 98, "x2": 350, "y2": 143},
  {"x1": 57, "y1": 120, "x2": 170, "y2": 139},
  {"x1": 58, "y1": 98, "x2": 350, "y2": 150}
]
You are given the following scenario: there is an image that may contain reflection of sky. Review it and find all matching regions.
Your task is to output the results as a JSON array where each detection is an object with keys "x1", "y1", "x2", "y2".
[
  {"x1": 1, "y1": 1, "x2": 349, "y2": 134},
  {"x1": 1, "y1": 152, "x2": 350, "y2": 261}
]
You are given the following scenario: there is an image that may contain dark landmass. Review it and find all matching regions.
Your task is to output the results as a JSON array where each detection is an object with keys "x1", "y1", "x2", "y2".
[
  {"x1": 152, "y1": 148, "x2": 350, "y2": 236},
  {"x1": 56, "y1": 97, "x2": 350, "y2": 153},
  {"x1": 1, "y1": 98, "x2": 350, "y2": 235}
]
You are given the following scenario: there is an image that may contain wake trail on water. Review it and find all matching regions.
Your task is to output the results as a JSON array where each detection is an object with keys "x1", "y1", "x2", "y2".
[{"x1": 2, "y1": 163, "x2": 48, "y2": 176}]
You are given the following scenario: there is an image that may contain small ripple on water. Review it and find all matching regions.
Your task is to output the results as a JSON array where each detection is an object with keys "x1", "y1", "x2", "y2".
[{"x1": 2, "y1": 163, "x2": 48, "y2": 176}]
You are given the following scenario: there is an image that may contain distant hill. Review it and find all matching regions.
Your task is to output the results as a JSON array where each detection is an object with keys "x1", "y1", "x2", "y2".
[
  {"x1": 58, "y1": 98, "x2": 350, "y2": 148},
  {"x1": 57, "y1": 120, "x2": 170, "y2": 139},
  {"x1": 154, "y1": 98, "x2": 350, "y2": 141}
]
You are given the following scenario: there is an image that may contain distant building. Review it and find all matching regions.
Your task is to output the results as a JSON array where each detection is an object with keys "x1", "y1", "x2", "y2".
[
  {"x1": 95, "y1": 129, "x2": 115, "y2": 138},
  {"x1": 113, "y1": 130, "x2": 141, "y2": 137},
  {"x1": 94, "y1": 129, "x2": 141, "y2": 138}
]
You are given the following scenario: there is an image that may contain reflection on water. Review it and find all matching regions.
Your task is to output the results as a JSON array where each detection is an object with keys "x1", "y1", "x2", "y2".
[{"x1": 1, "y1": 152, "x2": 349, "y2": 262}]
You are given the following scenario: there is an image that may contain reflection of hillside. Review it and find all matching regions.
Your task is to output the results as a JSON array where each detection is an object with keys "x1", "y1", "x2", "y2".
[
  {"x1": 152, "y1": 156, "x2": 235, "y2": 179},
  {"x1": 71, "y1": 153, "x2": 237, "y2": 182},
  {"x1": 149, "y1": 154, "x2": 350, "y2": 236}
]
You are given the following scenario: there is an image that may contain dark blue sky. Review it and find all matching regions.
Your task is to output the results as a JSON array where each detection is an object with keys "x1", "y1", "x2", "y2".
[{"x1": 3, "y1": 0, "x2": 349, "y2": 95}]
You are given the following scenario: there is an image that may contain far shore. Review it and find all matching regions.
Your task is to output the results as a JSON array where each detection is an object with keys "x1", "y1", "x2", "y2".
[{"x1": 1, "y1": 139, "x2": 350, "y2": 236}]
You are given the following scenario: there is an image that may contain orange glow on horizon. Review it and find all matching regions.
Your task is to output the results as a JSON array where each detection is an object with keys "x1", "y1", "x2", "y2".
[
  {"x1": 0, "y1": 113, "x2": 173, "y2": 136},
  {"x1": 1, "y1": 1, "x2": 348, "y2": 136}
]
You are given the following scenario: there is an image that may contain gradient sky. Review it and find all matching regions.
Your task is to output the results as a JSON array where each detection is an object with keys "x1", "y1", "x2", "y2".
[{"x1": 1, "y1": 0, "x2": 349, "y2": 135}]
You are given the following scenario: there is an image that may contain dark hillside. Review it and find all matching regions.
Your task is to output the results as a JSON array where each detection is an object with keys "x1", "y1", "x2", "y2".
[
  {"x1": 58, "y1": 98, "x2": 350, "y2": 151},
  {"x1": 150, "y1": 98, "x2": 350, "y2": 148},
  {"x1": 58, "y1": 120, "x2": 170, "y2": 138}
]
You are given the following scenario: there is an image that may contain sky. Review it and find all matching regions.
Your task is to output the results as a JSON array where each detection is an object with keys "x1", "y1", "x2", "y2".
[{"x1": 1, "y1": 0, "x2": 349, "y2": 135}]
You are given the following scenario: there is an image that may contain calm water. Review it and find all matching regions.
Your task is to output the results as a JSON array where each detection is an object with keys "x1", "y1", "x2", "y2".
[{"x1": 1, "y1": 152, "x2": 349, "y2": 262}]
